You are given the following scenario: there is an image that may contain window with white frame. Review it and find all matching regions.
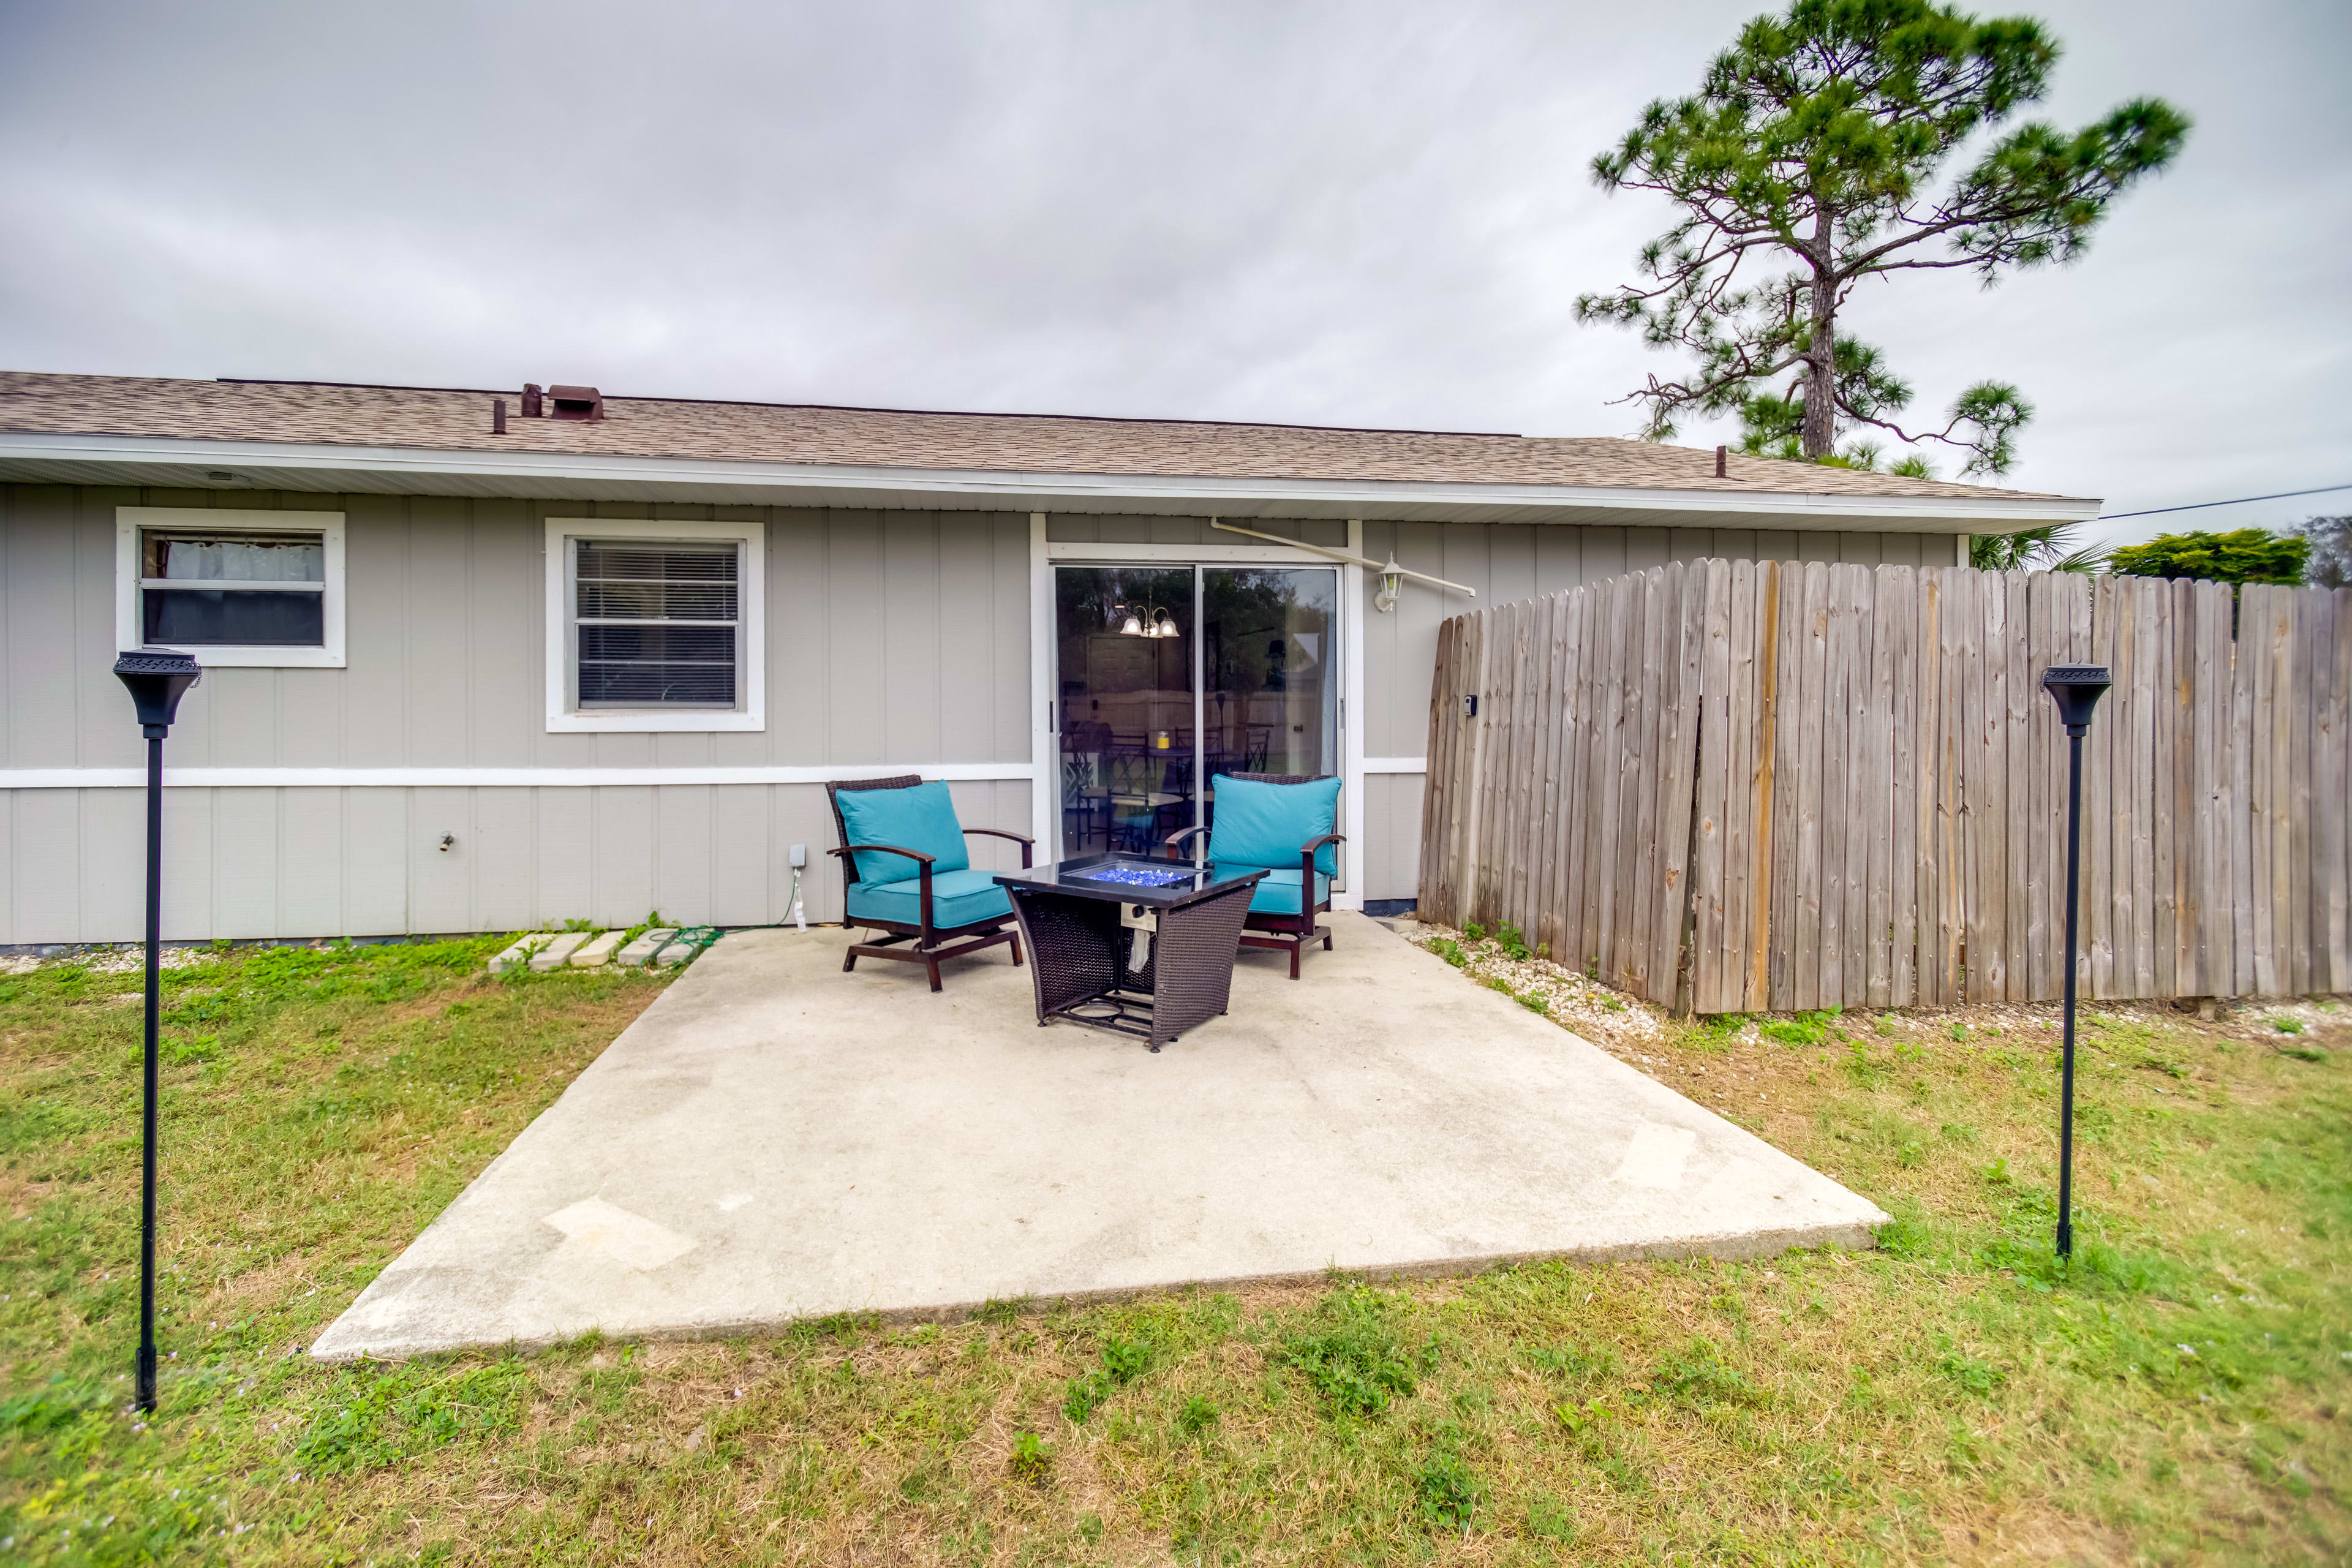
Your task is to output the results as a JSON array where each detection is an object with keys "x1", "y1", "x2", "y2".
[
  {"x1": 115, "y1": 508, "x2": 346, "y2": 668},
  {"x1": 544, "y1": 517, "x2": 765, "y2": 732}
]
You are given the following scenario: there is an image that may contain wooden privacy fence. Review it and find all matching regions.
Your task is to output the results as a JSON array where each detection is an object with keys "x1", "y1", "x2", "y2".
[{"x1": 1418, "y1": 560, "x2": 2352, "y2": 1012}]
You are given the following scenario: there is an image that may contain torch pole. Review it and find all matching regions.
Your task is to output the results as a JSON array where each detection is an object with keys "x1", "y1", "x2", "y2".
[
  {"x1": 113, "y1": 644, "x2": 200, "y2": 1415},
  {"x1": 2057, "y1": 725, "x2": 2084, "y2": 1261},
  {"x1": 136, "y1": 731, "x2": 162, "y2": 1413}
]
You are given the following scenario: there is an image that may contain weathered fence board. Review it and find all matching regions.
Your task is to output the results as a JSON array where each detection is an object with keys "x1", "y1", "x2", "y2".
[{"x1": 1420, "y1": 559, "x2": 2350, "y2": 1010}]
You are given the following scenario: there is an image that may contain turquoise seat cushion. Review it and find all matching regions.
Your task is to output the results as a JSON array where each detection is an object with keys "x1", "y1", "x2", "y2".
[
  {"x1": 846, "y1": 867, "x2": 1011, "y2": 930},
  {"x1": 836, "y1": 780, "x2": 970, "y2": 883},
  {"x1": 1207, "y1": 774, "x2": 1341, "y2": 875},
  {"x1": 1213, "y1": 864, "x2": 1330, "y2": 916}
]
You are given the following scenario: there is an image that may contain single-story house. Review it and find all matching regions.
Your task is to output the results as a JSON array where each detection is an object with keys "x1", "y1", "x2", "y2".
[{"x1": 0, "y1": 371, "x2": 2097, "y2": 946}]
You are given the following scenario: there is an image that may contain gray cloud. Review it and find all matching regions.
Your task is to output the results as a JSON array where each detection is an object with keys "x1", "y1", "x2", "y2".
[{"x1": 2, "y1": 0, "x2": 2345, "y2": 542}]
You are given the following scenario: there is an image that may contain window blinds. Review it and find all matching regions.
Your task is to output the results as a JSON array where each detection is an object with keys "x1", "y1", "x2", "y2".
[{"x1": 574, "y1": 541, "x2": 740, "y2": 708}]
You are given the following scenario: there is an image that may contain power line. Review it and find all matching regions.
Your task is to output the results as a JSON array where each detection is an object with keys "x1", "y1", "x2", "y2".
[{"x1": 2100, "y1": 481, "x2": 2352, "y2": 522}]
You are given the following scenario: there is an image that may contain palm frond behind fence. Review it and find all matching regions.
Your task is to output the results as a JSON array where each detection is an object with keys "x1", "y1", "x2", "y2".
[{"x1": 1417, "y1": 559, "x2": 2351, "y2": 1012}]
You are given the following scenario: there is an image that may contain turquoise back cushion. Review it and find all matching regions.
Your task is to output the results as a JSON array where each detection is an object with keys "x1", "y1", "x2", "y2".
[
  {"x1": 1206, "y1": 774, "x2": 1341, "y2": 875},
  {"x1": 836, "y1": 781, "x2": 970, "y2": 884}
]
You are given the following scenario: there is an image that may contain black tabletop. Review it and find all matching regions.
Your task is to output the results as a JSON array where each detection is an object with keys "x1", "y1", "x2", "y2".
[{"x1": 993, "y1": 854, "x2": 1265, "y2": 910}]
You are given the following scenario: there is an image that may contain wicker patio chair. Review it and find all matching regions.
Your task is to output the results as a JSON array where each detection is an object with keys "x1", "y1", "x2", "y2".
[
  {"x1": 825, "y1": 775, "x2": 1034, "y2": 992},
  {"x1": 1164, "y1": 771, "x2": 1343, "y2": 979}
]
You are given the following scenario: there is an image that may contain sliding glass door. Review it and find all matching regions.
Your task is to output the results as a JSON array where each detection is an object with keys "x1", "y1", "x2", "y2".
[{"x1": 1055, "y1": 564, "x2": 1338, "y2": 862}]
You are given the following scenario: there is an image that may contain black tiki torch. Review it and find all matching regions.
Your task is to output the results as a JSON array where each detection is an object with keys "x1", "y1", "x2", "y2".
[
  {"x1": 2041, "y1": 663, "x2": 2109, "y2": 1260},
  {"x1": 111, "y1": 646, "x2": 202, "y2": 1413}
]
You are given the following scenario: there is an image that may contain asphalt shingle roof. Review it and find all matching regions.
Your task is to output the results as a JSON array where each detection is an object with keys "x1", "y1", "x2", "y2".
[{"x1": 0, "y1": 371, "x2": 2080, "y2": 502}]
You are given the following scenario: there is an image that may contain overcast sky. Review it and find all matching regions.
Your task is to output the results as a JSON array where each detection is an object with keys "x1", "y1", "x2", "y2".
[{"x1": 2, "y1": 0, "x2": 2345, "y2": 544}]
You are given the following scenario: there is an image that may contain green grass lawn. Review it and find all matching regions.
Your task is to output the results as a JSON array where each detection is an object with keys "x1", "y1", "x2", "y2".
[{"x1": 1, "y1": 935, "x2": 2346, "y2": 1564}]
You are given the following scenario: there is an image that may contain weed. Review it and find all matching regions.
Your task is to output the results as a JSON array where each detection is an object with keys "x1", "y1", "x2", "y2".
[
  {"x1": 1494, "y1": 922, "x2": 1532, "y2": 961},
  {"x1": 1530, "y1": 1341, "x2": 1615, "y2": 1381},
  {"x1": 2274, "y1": 1017, "x2": 2305, "y2": 1035},
  {"x1": 1176, "y1": 1395, "x2": 1218, "y2": 1436},
  {"x1": 1100, "y1": 1333, "x2": 1153, "y2": 1384},
  {"x1": 1461, "y1": 922, "x2": 1485, "y2": 943},
  {"x1": 1008, "y1": 1431, "x2": 1053, "y2": 1485},
  {"x1": 1065, "y1": 1333, "x2": 1155, "y2": 1422},
  {"x1": 1938, "y1": 1351, "x2": 2003, "y2": 1397},
  {"x1": 164, "y1": 1033, "x2": 222, "y2": 1066},
  {"x1": 1760, "y1": 1010, "x2": 1839, "y2": 1047},
  {"x1": 1412, "y1": 1450, "x2": 1482, "y2": 1532},
  {"x1": 1843, "y1": 1041, "x2": 1888, "y2": 1088},
  {"x1": 1517, "y1": 990, "x2": 1550, "y2": 1015},
  {"x1": 1276, "y1": 1286, "x2": 1430, "y2": 1419},
  {"x1": 293, "y1": 1361, "x2": 531, "y2": 1476},
  {"x1": 1425, "y1": 937, "x2": 1467, "y2": 969},
  {"x1": 1062, "y1": 1376, "x2": 1106, "y2": 1423},
  {"x1": 1526, "y1": 1491, "x2": 1577, "y2": 1540},
  {"x1": 1553, "y1": 1397, "x2": 1610, "y2": 1438},
  {"x1": 617, "y1": 910, "x2": 669, "y2": 949},
  {"x1": 1647, "y1": 1340, "x2": 1760, "y2": 1408}
]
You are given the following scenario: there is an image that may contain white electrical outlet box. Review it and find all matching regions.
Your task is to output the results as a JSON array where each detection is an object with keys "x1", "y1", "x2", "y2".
[{"x1": 789, "y1": 843, "x2": 807, "y2": 868}]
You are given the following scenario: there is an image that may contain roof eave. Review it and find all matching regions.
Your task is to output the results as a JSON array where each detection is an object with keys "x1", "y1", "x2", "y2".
[{"x1": 0, "y1": 431, "x2": 2103, "y2": 532}]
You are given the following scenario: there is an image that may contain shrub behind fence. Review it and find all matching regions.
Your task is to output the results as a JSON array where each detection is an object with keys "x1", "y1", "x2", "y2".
[{"x1": 1418, "y1": 559, "x2": 2351, "y2": 1011}]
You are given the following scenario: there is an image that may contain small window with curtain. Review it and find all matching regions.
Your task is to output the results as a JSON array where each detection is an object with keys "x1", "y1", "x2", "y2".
[
  {"x1": 571, "y1": 538, "x2": 742, "y2": 709},
  {"x1": 141, "y1": 530, "x2": 326, "y2": 646},
  {"x1": 115, "y1": 507, "x2": 346, "y2": 668}
]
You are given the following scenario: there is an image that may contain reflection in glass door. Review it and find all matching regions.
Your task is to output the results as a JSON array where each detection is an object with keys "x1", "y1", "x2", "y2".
[
  {"x1": 1200, "y1": 566, "x2": 1336, "y2": 788},
  {"x1": 1055, "y1": 567, "x2": 1197, "y2": 858},
  {"x1": 1054, "y1": 564, "x2": 1338, "y2": 862}
]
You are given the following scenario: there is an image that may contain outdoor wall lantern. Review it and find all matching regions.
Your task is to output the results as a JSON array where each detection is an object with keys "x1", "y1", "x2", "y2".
[
  {"x1": 111, "y1": 645, "x2": 202, "y2": 1414},
  {"x1": 1204, "y1": 520, "x2": 1479, "y2": 612},
  {"x1": 2041, "y1": 662, "x2": 2111, "y2": 1261}
]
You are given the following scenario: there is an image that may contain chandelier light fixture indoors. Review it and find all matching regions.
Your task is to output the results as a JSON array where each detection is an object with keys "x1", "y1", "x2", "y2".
[{"x1": 1113, "y1": 601, "x2": 1178, "y2": 638}]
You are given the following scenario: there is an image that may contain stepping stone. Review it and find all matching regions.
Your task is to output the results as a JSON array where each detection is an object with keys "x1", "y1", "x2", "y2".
[
  {"x1": 615, "y1": 929, "x2": 678, "y2": 967},
  {"x1": 568, "y1": 931, "x2": 624, "y2": 968},
  {"x1": 527, "y1": 932, "x2": 593, "y2": 972},
  {"x1": 649, "y1": 941, "x2": 696, "y2": 968},
  {"x1": 486, "y1": 936, "x2": 542, "y2": 974}
]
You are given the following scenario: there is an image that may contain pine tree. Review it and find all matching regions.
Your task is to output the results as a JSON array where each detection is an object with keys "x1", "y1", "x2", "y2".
[{"x1": 1575, "y1": 0, "x2": 2189, "y2": 477}]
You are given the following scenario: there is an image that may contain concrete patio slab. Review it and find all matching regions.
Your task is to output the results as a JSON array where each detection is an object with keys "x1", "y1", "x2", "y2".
[{"x1": 313, "y1": 914, "x2": 1888, "y2": 1361}]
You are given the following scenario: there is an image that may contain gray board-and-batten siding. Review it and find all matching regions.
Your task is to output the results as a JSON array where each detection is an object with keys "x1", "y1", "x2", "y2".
[{"x1": 0, "y1": 482, "x2": 1958, "y2": 944}]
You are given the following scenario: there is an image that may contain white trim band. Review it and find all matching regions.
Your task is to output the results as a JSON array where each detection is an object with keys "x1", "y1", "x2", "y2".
[
  {"x1": 1362, "y1": 756, "x2": 1428, "y2": 774},
  {"x1": 0, "y1": 431, "x2": 2104, "y2": 528},
  {"x1": 0, "y1": 762, "x2": 1039, "y2": 790}
]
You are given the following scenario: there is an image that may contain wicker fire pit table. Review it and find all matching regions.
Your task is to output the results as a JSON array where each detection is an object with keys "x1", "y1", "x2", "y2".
[{"x1": 993, "y1": 854, "x2": 1266, "y2": 1051}]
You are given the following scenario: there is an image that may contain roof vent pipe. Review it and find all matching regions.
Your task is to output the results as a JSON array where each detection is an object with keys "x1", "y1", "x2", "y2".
[
  {"x1": 492, "y1": 398, "x2": 507, "y2": 435},
  {"x1": 520, "y1": 383, "x2": 544, "y2": 418},
  {"x1": 1714, "y1": 444, "x2": 1727, "y2": 478},
  {"x1": 548, "y1": 385, "x2": 603, "y2": 421}
]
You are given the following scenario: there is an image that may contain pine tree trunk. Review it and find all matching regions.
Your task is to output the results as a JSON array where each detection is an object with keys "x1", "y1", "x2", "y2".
[{"x1": 1801, "y1": 268, "x2": 1836, "y2": 461}]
